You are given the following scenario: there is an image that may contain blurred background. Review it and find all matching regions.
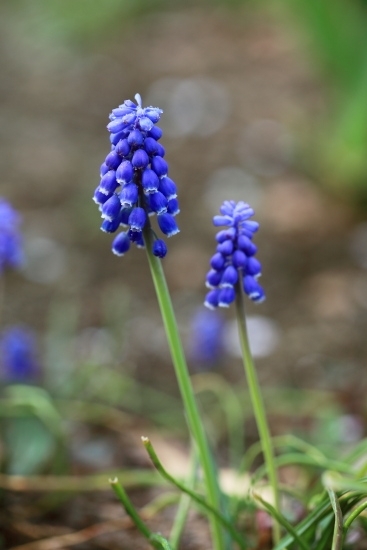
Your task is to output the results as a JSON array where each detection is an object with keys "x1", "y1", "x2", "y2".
[{"x1": 1, "y1": 0, "x2": 367, "y2": 547}]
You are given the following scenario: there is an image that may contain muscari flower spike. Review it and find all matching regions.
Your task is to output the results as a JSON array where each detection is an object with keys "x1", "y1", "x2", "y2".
[
  {"x1": 0, "y1": 326, "x2": 39, "y2": 383},
  {"x1": 204, "y1": 201, "x2": 265, "y2": 309},
  {"x1": 0, "y1": 198, "x2": 24, "y2": 273},
  {"x1": 93, "y1": 93, "x2": 180, "y2": 259},
  {"x1": 189, "y1": 307, "x2": 225, "y2": 370}
]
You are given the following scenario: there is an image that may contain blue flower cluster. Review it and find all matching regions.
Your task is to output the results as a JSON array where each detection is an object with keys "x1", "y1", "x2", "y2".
[
  {"x1": 189, "y1": 308, "x2": 225, "y2": 370},
  {"x1": 93, "y1": 94, "x2": 179, "y2": 258},
  {"x1": 0, "y1": 198, "x2": 23, "y2": 273},
  {"x1": 0, "y1": 326, "x2": 39, "y2": 383},
  {"x1": 204, "y1": 201, "x2": 265, "y2": 309}
]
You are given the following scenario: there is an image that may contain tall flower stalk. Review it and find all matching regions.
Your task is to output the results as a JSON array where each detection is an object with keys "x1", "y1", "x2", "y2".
[
  {"x1": 235, "y1": 286, "x2": 280, "y2": 544},
  {"x1": 94, "y1": 94, "x2": 225, "y2": 550},
  {"x1": 204, "y1": 200, "x2": 280, "y2": 544},
  {"x1": 143, "y1": 225, "x2": 225, "y2": 550}
]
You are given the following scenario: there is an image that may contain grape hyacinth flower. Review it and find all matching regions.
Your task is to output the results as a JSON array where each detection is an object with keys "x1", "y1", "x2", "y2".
[
  {"x1": 204, "y1": 201, "x2": 265, "y2": 309},
  {"x1": 93, "y1": 94, "x2": 180, "y2": 258},
  {"x1": 189, "y1": 307, "x2": 225, "y2": 370},
  {"x1": 0, "y1": 326, "x2": 39, "y2": 383},
  {"x1": 0, "y1": 198, "x2": 23, "y2": 273},
  {"x1": 204, "y1": 202, "x2": 280, "y2": 536}
]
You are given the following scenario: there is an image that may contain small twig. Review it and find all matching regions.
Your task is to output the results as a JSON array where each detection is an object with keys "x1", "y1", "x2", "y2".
[
  {"x1": 11, "y1": 522, "x2": 72, "y2": 540},
  {"x1": 9, "y1": 519, "x2": 128, "y2": 550},
  {"x1": 0, "y1": 470, "x2": 162, "y2": 492}
]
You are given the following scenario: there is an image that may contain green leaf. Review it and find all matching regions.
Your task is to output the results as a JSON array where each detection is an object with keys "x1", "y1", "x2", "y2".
[
  {"x1": 4, "y1": 385, "x2": 63, "y2": 436},
  {"x1": 326, "y1": 488, "x2": 343, "y2": 550},
  {"x1": 252, "y1": 491, "x2": 309, "y2": 550},
  {"x1": 4, "y1": 416, "x2": 57, "y2": 475}
]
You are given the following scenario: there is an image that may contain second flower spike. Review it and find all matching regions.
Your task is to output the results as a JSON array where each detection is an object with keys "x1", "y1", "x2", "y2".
[
  {"x1": 204, "y1": 201, "x2": 265, "y2": 309},
  {"x1": 93, "y1": 94, "x2": 180, "y2": 259}
]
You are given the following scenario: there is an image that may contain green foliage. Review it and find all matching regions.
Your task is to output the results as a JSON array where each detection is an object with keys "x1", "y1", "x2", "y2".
[
  {"x1": 4, "y1": 417, "x2": 56, "y2": 475},
  {"x1": 277, "y1": 0, "x2": 367, "y2": 196},
  {"x1": 1, "y1": 385, "x2": 65, "y2": 475},
  {"x1": 2, "y1": 325, "x2": 367, "y2": 549},
  {"x1": 284, "y1": 0, "x2": 366, "y2": 88}
]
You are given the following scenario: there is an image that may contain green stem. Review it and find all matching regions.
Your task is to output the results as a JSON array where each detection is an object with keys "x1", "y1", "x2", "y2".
[
  {"x1": 235, "y1": 283, "x2": 280, "y2": 545},
  {"x1": 252, "y1": 492, "x2": 309, "y2": 550},
  {"x1": 192, "y1": 373, "x2": 245, "y2": 468},
  {"x1": 143, "y1": 226, "x2": 225, "y2": 550},
  {"x1": 110, "y1": 477, "x2": 157, "y2": 544},
  {"x1": 327, "y1": 488, "x2": 343, "y2": 550},
  {"x1": 142, "y1": 437, "x2": 247, "y2": 549},
  {"x1": 110, "y1": 477, "x2": 173, "y2": 550},
  {"x1": 344, "y1": 499, "x2": 367, "y2": 533},
  {"x1": 169, "y1": 449, "x2": 197, "y2": 548}
]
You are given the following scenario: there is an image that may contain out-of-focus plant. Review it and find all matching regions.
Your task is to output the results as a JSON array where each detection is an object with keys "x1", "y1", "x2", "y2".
[
  {"x1": 1, "y1": 0, "x2": 173, "y2": 47},
  {"x1": 188, "y1": 307, "x2": 226, "y2": 371},
  {"x1": 0, "y1": 198, "x2": 24, "y2": 276},
  {"x1": 277, "y1": 0, "x2": 367, "y2": 197},
  {"x1": 0, "y1": 326, "x2": 39, "y2": 384},
  {"x1": 0, "y1": 199, "x2": 65, "y2": 476}
]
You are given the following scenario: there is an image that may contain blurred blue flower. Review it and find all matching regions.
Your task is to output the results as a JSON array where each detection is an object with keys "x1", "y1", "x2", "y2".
[
  {"x1": 94, "y1": 94, "x2": 180, "y2": 258},
  {"x1": 0, "y1": 198, "x2": 23, "y2": 273},
  {"x1": 0, "y1": 326, "x2": 39, "y2": 383},
  {"x1": 204, "y1": 201, "x2": 265, "y2": 309},
  {"x1": 189, "y1": 308, "x2": 225, "y2": 370}
]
